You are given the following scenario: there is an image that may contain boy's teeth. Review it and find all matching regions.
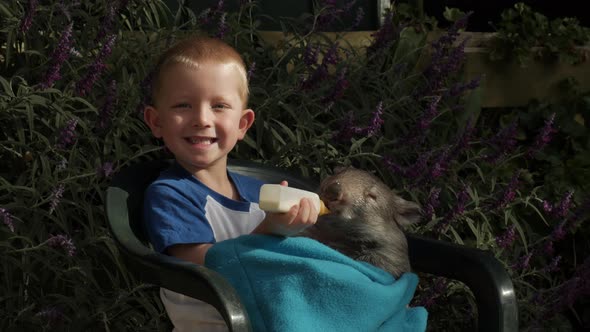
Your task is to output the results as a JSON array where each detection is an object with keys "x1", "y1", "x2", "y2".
[{"x1": 188, "y1": 137, "x2": 212, "y2": 144}]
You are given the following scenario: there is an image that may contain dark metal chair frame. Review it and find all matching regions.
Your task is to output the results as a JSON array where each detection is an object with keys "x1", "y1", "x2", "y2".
[{"x1": 106, "y1": 159, "x2": 519, "y2": 332}]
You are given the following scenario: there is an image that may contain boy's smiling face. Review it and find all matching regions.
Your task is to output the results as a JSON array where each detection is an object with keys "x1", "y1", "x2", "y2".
[{"x1": 144, "y1": 61, "x2": 254, "y2": 175}]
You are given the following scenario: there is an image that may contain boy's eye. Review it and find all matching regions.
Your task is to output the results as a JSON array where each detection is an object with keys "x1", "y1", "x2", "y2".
[
  {"x1": 172, "y1": 103, "x2": 191, "y2": 109},
  {"x1": 212, "y1": 103, "x2": 230, "y2": 110}
]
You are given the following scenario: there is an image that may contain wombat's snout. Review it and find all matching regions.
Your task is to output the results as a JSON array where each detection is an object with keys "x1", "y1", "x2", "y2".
[{"x1": 320, "y1": 181, "x2": 342, "y2": 208}]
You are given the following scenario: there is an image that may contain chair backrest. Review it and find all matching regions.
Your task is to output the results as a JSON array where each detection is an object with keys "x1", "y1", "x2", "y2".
[{"x1": 106, "y1": 159, "x2": 518, "y2": 332}]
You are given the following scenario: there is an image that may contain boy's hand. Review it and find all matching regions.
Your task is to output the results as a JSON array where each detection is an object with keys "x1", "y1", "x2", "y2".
[{"x1": 253, "y1": 181, "x2": 319, "y2": 236}]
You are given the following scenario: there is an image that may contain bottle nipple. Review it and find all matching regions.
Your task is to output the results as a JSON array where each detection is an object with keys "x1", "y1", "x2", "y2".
[{"x1": 319, "y1": 200, "x2": 330, "y2": 216}]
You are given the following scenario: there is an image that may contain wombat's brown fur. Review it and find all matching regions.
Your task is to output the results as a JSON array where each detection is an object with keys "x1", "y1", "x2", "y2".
[{"x1": 301, "y1": 167, "x2": 421, "y2": 277}]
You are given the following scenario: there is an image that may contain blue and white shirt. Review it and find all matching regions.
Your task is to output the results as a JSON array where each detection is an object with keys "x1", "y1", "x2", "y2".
[
  {"x1": 143, "y1": 161, "x2": 267, "y2": 332},
  {"x1": 144, "y1": 162, "x2": 266, "y2": 253}
]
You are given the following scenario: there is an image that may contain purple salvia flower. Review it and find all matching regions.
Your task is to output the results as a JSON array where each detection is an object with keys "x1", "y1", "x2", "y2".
[
  {"x1": 56, "y1": 157, "x2": 68, "y2": 171},
  {"x1": 382, "y1": 154, "x2": 429, "y2": 181},
  {"x1": 488, "y1": 120, "x2": 519, "y2": 148},
  {"x1": 496, "y1": 224, "x2": 516, "y2": 249},
  {"x1": 47, "y1": 234, "x2": 76, "y2": 256},
  {"x1": 545, "y1": 190, "x2": 574, "y2": 219},
  {"x1": 216, "y1": 12, "x2": 229, "y2": 39},
  {"x1": 448, "y1": 77, "x2": 481, "y2": 97},
  {"x1": 405, "y1": 152, "x2": 432, "y2": 180},
  {"x1": 542, "y1": 200, "x2": 553, "y2": 214},
  {"x1": 247, "y1": 61, "x2": 256, "y2": 82},
  {"x1": 97, "y1": 80, "x2": 117, "y2": 130},
  {"x1": 422, "y1": 187, "x2": 441, "y2": 222},
  {"x1": 430, "y1": 146, "x2": 450, "y2": 180},
  {"x1": 332, "y1": 103, "x2": 384, "y2": 140},
  {"x1": 555, "y1": 277, "x2": 582, "y2": 310},
  {"x1": 35, "y1": 306, "x2": 65, "y2": 327},
  {"x1": 527, "y1": 113, "x2": 556, "y2": 158},
  {"x1": 418, "y1": 95, "x2": 442, "y2": 131},
  {"x1": 550, "y1": 220, "x2": 567, "y2": 241},
  {"x1": 451, "y1": 117, "x2": 476, "y2": 158},
  {"x1": 444, "y1": 183, "x2": 470, "y2": 223},
  {"x1": 49, "y1": 184, "x2": 65, "y2": 214},
  {"x1": 303, "y1": 43, "x2": 321, "y2": 66},
  {"x1": 315, "y1": 0, "x2": 356, "y2": 31},
  {"x1": 492, "y1": 170, "x2": 521, "y2": 209},
  {"x1": 300, "y1": 64, "x2": 329, "y2": 90},
  {"x1": 567, "y1": 195, "x2": 590, "y2": 230},
  {"x1": 484, "y1": 121, "x2": 518, "y2": 164},
  {"x1": 364, "y1": 101, "x2": 384, "y2": 137},
  {"x1": 19, "y1": 0, "x2": 39, "y2": 34},
  {"x1": 331, "y1": 111, "x2": 354, "y2": 142},
  {"x1": 136, "y1": 70, "x2": 155, "y2": 114},
  {"x1": 0, "y1": 208, "x2": 15, "y2": 232},
  {"x1": 214, "y1": 0, "x2": 225, "y2": 12},
  {"x1": 56, "y1": 119, "x2": 78, "y2": 150},
  {"x1": 322, "y1": 68, "x2": 350, "y2": 104},
  {"x1": 40, "y1": 23, "x2": 74, "y2": 89},
  {"x1": 316, "y1": 1, "x2": 339, "y2": 31},
  {"x1": 548, "y1": 258, "x2": 590, "y2": 315},
  {"x1": 331, "y1": 111, "x2": 362, "y2": 142},
  {"x1": 543, "y1": 240, "x2": 555, "y2": 255},
  {"x1": 404, "y1": 96, "x2": 442, "y2": 147},
  {"x1": 381, "y1": 155, "x2": 405, "y2": 176},
  {"x1": 416, "y1": 277, "x2": 448, "y2": 308},
  {"x1": 198, "y1": 8, "x2": 213, "y2": 25},
  {"x1": 118, "y1": 0, "x2": 129, "y2": 9},
  {"x1": 96, "y1": 3, "x2": 116, "y2": 42},
  {"x1": 97, "y1": 162, "x2": 114, "y2": 178},
  {"x1": 511, "y1": 252, "x2": 532, "y2": 270},
  {"x1": 367, "y1": 10, "x2": 397, "y2": 55},
  {"x1": 56, "y1": 1, "x2": 72, "y2": 21},
  {"x1": 322, "y1": 43, "x2": 340, "y2": 66},
  {"x1": 421, "y1": 13, "x2": 472, "y2": 95},
  {"x1": 70, "y1": 47, "x2": 82, "y2": 58},
  {"x1": 350, "y1": 7, "x2": 364, "y2": 30},
  {"x1": 455, "y1": 184, "x2": 471, "y2": 215},
  {"x1": 341, "y1": 0, "x2": 357, "y2": 15},
  {"x1": 484, "y1": 119, "x2": 519, "y2": 164},
  {"x1": 543, "y1": 255, "x2": 562, "y2": 273},
  {"x1": 76, "y1": 34, "x2": 117, "y2": 96}
]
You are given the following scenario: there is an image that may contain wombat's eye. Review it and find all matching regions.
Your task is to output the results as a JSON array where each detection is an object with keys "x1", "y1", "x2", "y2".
[{"x1": 323, "y1": 181, "x2": 342, "y2": 201}]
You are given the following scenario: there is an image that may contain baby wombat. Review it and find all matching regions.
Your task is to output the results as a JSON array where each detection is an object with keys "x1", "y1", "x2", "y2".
[{"x1": 301, "y1": 167, "x2": 421, "y2": 277}]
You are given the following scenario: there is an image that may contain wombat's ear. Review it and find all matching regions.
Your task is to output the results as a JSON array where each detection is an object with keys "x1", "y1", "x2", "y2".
[{"x1": 393, "y1": 196, "x2": 422, "y2": 226}]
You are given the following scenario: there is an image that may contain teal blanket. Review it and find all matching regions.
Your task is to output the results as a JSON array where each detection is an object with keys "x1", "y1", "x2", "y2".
[{"x1": 205, "y1": 234, "x2": 428, "y2": 332}]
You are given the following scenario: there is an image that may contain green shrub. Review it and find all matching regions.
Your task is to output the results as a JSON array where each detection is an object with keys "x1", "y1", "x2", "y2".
[{"x1": 1, "y1": 0, "x2": 588, "y2": 330}]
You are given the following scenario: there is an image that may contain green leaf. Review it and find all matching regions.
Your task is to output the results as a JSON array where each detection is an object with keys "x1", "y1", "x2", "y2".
[{"x1": 392, "y1": 27, "x2": 427, "y2": 67}]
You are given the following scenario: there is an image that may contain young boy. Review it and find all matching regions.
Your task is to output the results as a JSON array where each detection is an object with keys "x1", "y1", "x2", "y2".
[{"x1": 142, "y1": 35, "x2": 319, "y2": 331}]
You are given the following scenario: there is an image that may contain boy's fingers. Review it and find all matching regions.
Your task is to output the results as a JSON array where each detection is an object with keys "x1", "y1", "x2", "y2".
[
  {"x1": 299, "y1": 198, "x2": 316, "y2": 225},
  {"x1": 286, "y1": 204, "x2": 299, "y2": 224}
]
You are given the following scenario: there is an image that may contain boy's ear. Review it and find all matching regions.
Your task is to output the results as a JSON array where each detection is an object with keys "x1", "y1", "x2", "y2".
[
  {"x1": 144, "y1": 105, "x2": 163, "y2": 138},
  {"x1": 237, "y1": 108, "x2": 255, "y2": 139}
]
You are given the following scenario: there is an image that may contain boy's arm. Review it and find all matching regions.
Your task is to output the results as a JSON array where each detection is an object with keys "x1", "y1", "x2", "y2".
[
  {"x1": 166, "y1": 243, "x2": 213, "y2": 265},
  {"x1": 165, "y1": 197, "x2": 318, "y2": 265}
]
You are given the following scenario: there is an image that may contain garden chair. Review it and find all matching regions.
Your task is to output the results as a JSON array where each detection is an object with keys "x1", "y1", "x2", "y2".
[{"x1": 105, "y1": 159, "x2": 519, "y2": 332}]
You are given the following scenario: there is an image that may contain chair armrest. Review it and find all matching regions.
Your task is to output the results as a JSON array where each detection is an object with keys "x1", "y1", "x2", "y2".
[
  {"x1": 106, "y1": 186, "x2": 252, "y2": 332},
  {"x1": 407, "y1": 234, "x2": 519, "y2": 332}
]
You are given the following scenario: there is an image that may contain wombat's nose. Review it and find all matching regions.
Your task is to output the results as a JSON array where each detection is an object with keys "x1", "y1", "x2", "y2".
[{"x1": 322, "y1": 181, "x2": 342, "y2": 202}]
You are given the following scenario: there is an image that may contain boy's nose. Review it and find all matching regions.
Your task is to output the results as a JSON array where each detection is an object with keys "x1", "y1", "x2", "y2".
[{"x1": 192, "y1": 107, "x2": 212, "y2": 127}]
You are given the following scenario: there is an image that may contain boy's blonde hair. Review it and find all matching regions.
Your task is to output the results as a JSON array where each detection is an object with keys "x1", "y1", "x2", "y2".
[{"x1": 151, "y1": 35, "x2": 249, "y2": 105}]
